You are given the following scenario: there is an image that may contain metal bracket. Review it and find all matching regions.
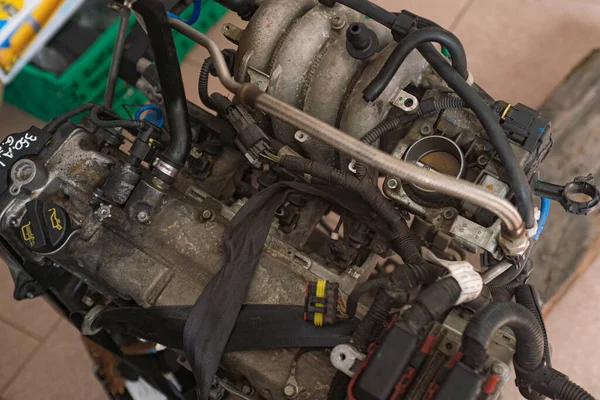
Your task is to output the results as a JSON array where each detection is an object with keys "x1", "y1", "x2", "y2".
[{"x1": 330, "y1": 344, "x2": 365, "y2": 377}]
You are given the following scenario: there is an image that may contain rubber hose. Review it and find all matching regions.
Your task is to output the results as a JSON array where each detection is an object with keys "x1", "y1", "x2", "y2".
[
  {"x1": 132, "y1": 0, "x2": 192, "y2": 170},
  {"x1": 418, "y1": 43, "x2": 535, "y2": 229},
  {"x1": 462, "y1": 302, "x2": 544, "y2": 372},
  {"x1": 557, "y1": 380, "x2": 595, "y2": 400},
  {"x1": 363, "y1": 28, "x2": 469, "y2": 101},
  {"x1": 198, "y1": 57, "x2": 216, "y2": 110},
  {"x1": 515, "y1": 285, "x2": 551, "y2": 367},
  {"x1": 44, "y1": 102, "x2": 96, "y2": 135},
  {"x1": 334, "y1": 0, "x2": 396, "y2": 28},
  {"x1": 488, "y1": 285, "x2": 517, "y2": 302},
  {"x1": 213, "y1": 0, "x2": 257, "y2": 20}
]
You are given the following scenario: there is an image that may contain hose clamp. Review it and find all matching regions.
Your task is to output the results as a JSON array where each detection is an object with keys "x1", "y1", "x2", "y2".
[{"x1": 153, "y1": 158, "x2": 179, "y2": 178}]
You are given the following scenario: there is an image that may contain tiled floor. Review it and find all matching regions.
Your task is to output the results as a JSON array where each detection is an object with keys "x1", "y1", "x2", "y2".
[{"x1": 2, "y1": 0, "x2": 600, "y2": 398}]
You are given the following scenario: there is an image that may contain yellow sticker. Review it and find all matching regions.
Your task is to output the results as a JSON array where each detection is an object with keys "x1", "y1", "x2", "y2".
[
  {"x1": 48, "y1": 207, "x2": 63, "y2": 231},
  {"x1": 21, "y1": 220, "x2": 35, "y2": 247}
]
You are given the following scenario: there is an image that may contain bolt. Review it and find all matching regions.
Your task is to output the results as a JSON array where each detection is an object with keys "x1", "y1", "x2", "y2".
[
  {"x1": 374, "y1": 244, "x2": 385, "y2": 254},
  {"x1": 331, "y1": 15, "x2": 345, "y2": 30},
  {"x1": 443, "y1": 209, "x2": 456, "y2": 220},
  {"x1": 82, "y1": 296, "x2": 95, "y2": 307},
  {"x1": 284, "y1": 385, "x2": 297, "y2": 398},
  {"x1": 202, "y1": 209, "x2": 215, "y2": 221},
  {"x1": 420, "y1": 124, "x2": 432, "y2": 136},
  {"x1": 477, "y1": 155, "x2": 489, "y2": 166},
  {"x1": 9, "y1": 217, "x2": 18, "y2": 227},
  {"x1": 387, "y1": 179, "x2": 398, "y2": 190},
  {"x1": 241, "y1": 385, "x2": 253, "y2": 395},
  {"x1": 137, "y1": 210, "x2": 150, "y2": 223},
  {"x1": 492, "y1": 362, "x2": 506, "y2": 375}
]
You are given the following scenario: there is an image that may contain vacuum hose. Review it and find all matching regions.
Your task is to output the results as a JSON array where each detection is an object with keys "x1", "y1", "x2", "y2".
[
  {"x1": 132, "y1": 0, "x2": 192, "y2": 171},
  {"x1": 363, "y1": 27, "x2": 468, "y2": 101}
]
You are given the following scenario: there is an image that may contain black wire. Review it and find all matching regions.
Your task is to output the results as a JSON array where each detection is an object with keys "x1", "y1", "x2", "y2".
[
  {"x1": 44, "y1": 102, "x2": 97, "y2": 135},
  {"x1": 90, "y1": 106, "x2": 150, "y2": 131},
  {"x1": 198, "y1": 57, "x2": 216, "y2": 110}
]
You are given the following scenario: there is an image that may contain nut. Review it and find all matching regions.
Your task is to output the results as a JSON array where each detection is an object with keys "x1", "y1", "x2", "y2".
[
  {"x1": 331, "y1": 15, "x2": 345, "y2": 30},
  {"x1": 498, "y1": 231, "x2": 530, "y2": 256},
  {"x1": 387, "y1": 179, "x2": 398, "y2": 190},
  {"x1": 284, "y1": 385, "x2": 297, "y2": 397}
]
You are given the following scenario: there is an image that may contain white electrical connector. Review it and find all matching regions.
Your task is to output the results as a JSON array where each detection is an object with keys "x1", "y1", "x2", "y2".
[{"x1": 422, "y1": 247, "x2": 483, "y2": 305}]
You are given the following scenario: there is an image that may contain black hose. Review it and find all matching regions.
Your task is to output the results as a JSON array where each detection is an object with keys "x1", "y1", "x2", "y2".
[
  {"x1": 461, "y1": 302, "x2": 544, "y2": 372},
  {"x1": 363, "y1": 28, "x2": 468, "y2": 101},
  {"x1": 132, "y1": 0, "x2": 191, "y2": 170},
  {"x1": 488, "y1": 282, "x2": 521, "y2": 301},
  {"x1": 104, "y1": 7, "x2": 130, "y2": 109},
  {"x1": 515, "y1": 285, "x2": 551, "y2": 368},
  {"x1": 418, "y1": 43, "x2": 535, "y2": 229},
  {"x1": 198, "y1": 57, "x2": 216, "y2": 111},
  {"x1": 213, "y1": 0, "x2": 258, "y2": 20},
  {"x1": 44, "y1": 102, "x2": 96, "y2": 134},
  {"x1": 334, "y1": 0, "x2": 396, "y2": 28}
]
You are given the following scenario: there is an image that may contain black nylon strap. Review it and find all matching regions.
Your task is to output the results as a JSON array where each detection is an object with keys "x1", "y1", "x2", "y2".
[
  {"x1": 182, "y1": 182, "x2": 373, "y2": 399},
  {"x1": 94, "y1": 305, "x2": 359, "y2": 352}
]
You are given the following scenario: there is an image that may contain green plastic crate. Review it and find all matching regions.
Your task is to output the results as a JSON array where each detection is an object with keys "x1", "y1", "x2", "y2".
[{"x1": 4, "y1": 1, "x2": 227, "y2": 121}]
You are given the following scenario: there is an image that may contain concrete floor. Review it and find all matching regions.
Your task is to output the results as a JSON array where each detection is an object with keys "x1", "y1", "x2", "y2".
[{"x1": 1, "y1": 0, "x2": 600, "y2": 398}]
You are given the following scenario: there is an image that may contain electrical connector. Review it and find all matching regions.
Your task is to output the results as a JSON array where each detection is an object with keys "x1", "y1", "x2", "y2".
[
  {"x1": 495, "y1": 101, "x2": 550, "y2": 152},
  {"x1": 304, "y1": 280, "x2": 339, "y2": 326}
]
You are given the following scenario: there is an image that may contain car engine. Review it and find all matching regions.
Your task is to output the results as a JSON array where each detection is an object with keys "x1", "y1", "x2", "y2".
[{"x1": 0, "y1": 0, "x2": 598, "y2": 399}]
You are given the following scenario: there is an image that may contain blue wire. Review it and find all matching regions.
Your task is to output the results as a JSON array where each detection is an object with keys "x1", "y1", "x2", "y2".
[
  {"x1": 168, "y1": 0, "x2": 202, "y2": 25},
  {"x1": 135, "y1": 104, "x2": 165, "y2": 128},
  {"x1": 533, "y1": 197, "x2": 551, "y2": 240}
]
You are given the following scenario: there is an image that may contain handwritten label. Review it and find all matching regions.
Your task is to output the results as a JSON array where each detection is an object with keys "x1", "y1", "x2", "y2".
[
  {"x1": 0, "y1": 126, "x2": 51, "y2": 195},
  {"x1": 0, "y1": 132, "x2": 38, "y2": 167}
]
